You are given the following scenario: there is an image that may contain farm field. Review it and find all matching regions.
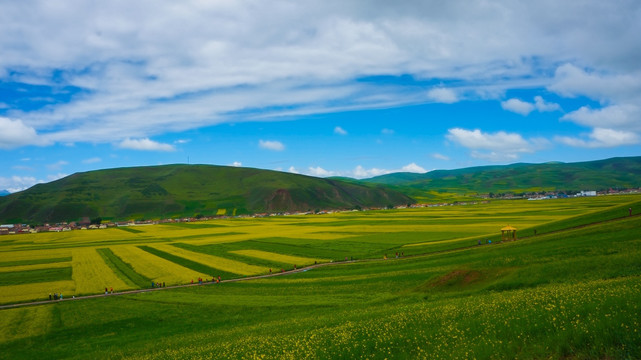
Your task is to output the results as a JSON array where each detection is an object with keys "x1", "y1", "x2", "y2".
[{"x1": 0, "y1": 195, "x2": 640, "y2": 359}]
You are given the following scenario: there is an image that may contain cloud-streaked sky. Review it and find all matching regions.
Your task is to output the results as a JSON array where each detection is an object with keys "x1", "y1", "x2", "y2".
[{"x1": 1, "y1": 1, "x2": 640, "y2": 192}]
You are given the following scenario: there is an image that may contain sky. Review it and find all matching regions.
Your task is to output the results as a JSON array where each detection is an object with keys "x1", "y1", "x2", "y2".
[{"x1": 1, "y1": 1, "x2": 641, "y2": 192}]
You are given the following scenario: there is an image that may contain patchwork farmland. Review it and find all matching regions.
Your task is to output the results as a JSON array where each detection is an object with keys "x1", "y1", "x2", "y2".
[{"x1": 1, "y1": 195, "x2": 640, "y2": 359}]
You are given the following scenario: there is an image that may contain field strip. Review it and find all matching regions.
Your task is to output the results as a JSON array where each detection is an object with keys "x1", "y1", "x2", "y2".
[
  {"x1": 0, "y1": 280, "x2": 75, "y2": 305},
  {"x1": 0, "y1": 249, "x2": 71, "y2": 262},
  {"x1": 110, "y1": 246, "x2": 209, "y2": 285},
  {"x1": 151, "y1": 244, "x2": 268, "y2": 276},
  {"x1": 229, "y1": 250, "x2": 329, "y2": 266},
  {"x1": 0, "y1": 261, "x2": 71, "y2": 273},
  {"x1": 72, "y1": 248, "x2": 132, "y2": 295},
  {"x1": 0, "y1": 243, "x2": 482, "y2": 309}
]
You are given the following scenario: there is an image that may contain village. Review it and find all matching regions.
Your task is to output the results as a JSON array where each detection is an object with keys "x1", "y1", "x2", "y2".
[{"x1": 2, "y1": 188, "x2": 638, "y2": 236}]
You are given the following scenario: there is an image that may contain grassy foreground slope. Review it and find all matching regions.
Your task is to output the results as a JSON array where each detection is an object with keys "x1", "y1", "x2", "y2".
[
  {"x1": 0, "y1": 164, "x2": 413, "y2": 224},
  {"x1": 1, "y1": 197, "x2": 640, "y2": 359}
]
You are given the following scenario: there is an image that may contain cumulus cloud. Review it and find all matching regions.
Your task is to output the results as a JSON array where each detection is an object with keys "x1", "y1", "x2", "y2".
[
  {"x1": 534, "y1": 96, "x2": 561, "y2": 112},
  {"x1": 0, "y1": 175, "x2": 39, "y2": 193},
  {"x1": 230, "y1": 161, "x2": 242, "y2": 167},
  {"x1": 501, "y1": 98, "x2": 535, "y2": 116},
  {"x1": 299, "y1": 163, "x2": 426, "y2": 179},
  {"x1": 0, "y1": 173, "x2": 66, "y2": 193},
  {"x1": 258, "y1": 140, "x2": 285, "y2": 151},
  {"x1": 561, "y1": 105, "x2": 640, "y2": 131},
  {"x1": 446, "y1": 128, "x2": 547, "y2": 161},
  {"x1": 118, "y1": 138, "x2": 175, "y2": 151},
  {"x1": 427, "y1": 88, "x2": 458, "y2": 104},
  {"x1": 556, "y1": 128, "x2": 639, "y2": 148},
  {"x1": 334, "y1": 126, "x2": 348, "y2": 135},
  {"x1": 0, "y1": 117, "x2": 47, "y2": 149},
  {"x1": 501, "y1": 96, "x2": 561, "y2": 116}
]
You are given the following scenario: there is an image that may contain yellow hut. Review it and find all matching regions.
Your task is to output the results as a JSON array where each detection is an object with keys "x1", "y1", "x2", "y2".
[{"x1": 501, "y1": 225, "x2": 517, "y2": 241}]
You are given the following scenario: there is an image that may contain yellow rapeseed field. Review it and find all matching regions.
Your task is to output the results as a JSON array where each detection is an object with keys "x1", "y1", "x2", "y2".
[
  {"x1": 71, "y1": 248, "x2": 131, "y2": 294},
  {"x1": 0, "y1": 280, "x2": 75, "y2": 304},
  {"x1": 0, "y1": 248, "x2": 71, "y2": 263},
  {"x1": 110, "y1": 245, "x2": 208, "y2": 285},
  {"x1": 230, "y1": 250, "x2": 328, "y2": 267},
  {"x1": 151, "y1": 244, "x2": 268, "y2": 276}
]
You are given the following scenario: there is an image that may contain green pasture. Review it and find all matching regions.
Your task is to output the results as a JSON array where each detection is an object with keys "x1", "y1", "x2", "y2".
[{"x1": 0, "y1": 195, "x2": 640, "y2": 359}]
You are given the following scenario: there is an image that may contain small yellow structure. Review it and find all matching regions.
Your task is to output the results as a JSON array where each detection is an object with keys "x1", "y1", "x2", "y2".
[{"x1": 501, "y1": 225, "x2": 517, "y2": 241}]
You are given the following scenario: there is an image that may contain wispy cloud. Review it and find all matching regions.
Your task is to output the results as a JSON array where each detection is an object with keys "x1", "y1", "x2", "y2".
[
  {"x1": 334, "y1": 126, "x2": 348, "y2": 135},
  {"x1": 82, "y1": 157, "x2": 102, "y2": 164},
  {"x1": 2, "y1": 2, "x2": 639, "y2": 147},
  {"x1": 118, "y1": 138, "x2": 175, "y2": 152}
]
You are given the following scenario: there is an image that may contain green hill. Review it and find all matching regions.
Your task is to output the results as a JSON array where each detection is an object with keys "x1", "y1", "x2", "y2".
[
  {"x1": 363, "y1": 156, "x2": 641, "y2": 200},
  {"x1": 0, "y1": 164, "x2": 414, "y2": 224}
]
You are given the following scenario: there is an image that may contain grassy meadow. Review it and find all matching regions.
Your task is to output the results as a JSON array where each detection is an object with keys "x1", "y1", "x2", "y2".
[{"x1": 0, "y1": 195, "x2": 640, "y2": 359}]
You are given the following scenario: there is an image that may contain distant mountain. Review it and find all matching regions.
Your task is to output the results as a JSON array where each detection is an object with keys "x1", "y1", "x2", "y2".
[
  {"x1": 0, "y1": 190, "x2": 9, "y2": 196},
  {"x1": 362, "y1": 156, "x2": 641, "y2": 198},
  {"x1": 0, "y1": 164, "x2": 414, "y2": 224}
]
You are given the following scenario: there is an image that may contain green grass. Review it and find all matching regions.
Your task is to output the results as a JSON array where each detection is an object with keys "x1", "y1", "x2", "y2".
[
  {"x1": 0, "y1": 267, "x2": 72, "y2": 286},
  {"x1": 0, "y1": 257, "x2": 71, "y2": 267},
  {"x1": 96, "y1": 248, "x2": 151, "y2": 288},
  {"x1": 1, "y1": 197, "x2": 640, "y2": 359}
]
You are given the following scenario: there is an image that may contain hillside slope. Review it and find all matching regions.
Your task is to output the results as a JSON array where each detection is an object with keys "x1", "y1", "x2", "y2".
[
  {"x1": 0, "y1": 164, "x2": 414, "y2": 223},
  {"x1": 363, "y1": 156, "x2": 641, "y2": 197}
]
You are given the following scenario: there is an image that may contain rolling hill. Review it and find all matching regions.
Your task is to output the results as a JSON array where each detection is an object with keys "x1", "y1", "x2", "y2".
[
  {"x1": 362, "y1": 156, "x2": 641, "y2": 199},
  {"x1": 0, "y1": 164, "x2": 414, "y2": 224}
]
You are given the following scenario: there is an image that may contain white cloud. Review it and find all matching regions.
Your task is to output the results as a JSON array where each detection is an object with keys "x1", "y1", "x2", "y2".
[
  {"x1": 118, "y1": 138, "x2": 175, "y2": 151},
  {"x1": 174, "y1": 139, "x2": 190, "y2": 144},
  {"x1": 301, "y1": 163, "x2": 426, "y2": 179},
  {"x1": 307, "y1": 166, "x2": 335, "y2": 177},
  {"x1": 432, "y1": 153, "x2": 450, "y2": 161},
  {"x1": 258, "y1": 139, "x2": 285, "y2": 151},
  {"x1": 381, "y1": 128, "x2": 394, "y2": 135},
  {"x1": 534, "y1": 96, "x2": 561, "y2": 112},
  {"x1": 501, "y1": 98, "x2": 535, "y2": 116},
  {"x1": 47, "y1": 160, "x2": 69, "y2": 170},
  {"x1": 0, "y1": 117, "x2": 47, "y2": 149},
  {"x1": 446, "y1": 128, "x2": 546, "y2": 161},
  {"x1": 561, "y1": 105, "x2": 640, "y2": 131},
  {"x1": 230, "y1": 161, "x2": 242, "y2": 167},
  {"x1": 400, "y1": 163, "x2": 427, "y2": 173},
  {"x1": 288, "y1": 166, "x2": 299, "y2": 174},
  {"x1": 1, "y1": 2, "x2": 640, "y2": 146},
  {"x1": 0, "y1": 176, "x2": 39, "y2": 193},
  {"x1": 334, "y1": 126, "x2": 348, "y2": 135},
  {"x1": 555, "y1": 128, "x2": 639, "y2": 148},
  {"x1": 427, "y1": 88, "x2": 458, "y2": 104},
  {"x1": 82, "y1": 157, "x2": 102, "y2": 164}
]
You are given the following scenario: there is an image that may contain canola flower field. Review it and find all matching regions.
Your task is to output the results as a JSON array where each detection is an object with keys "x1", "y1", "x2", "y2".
[{"x1": 1, "y1": 195, "x2": 640, "y2": 359}]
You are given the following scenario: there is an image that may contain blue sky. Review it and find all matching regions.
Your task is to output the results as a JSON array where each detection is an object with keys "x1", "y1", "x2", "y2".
[{"x1": 1, "y1": 1, "x2": 641, "y2": 192}]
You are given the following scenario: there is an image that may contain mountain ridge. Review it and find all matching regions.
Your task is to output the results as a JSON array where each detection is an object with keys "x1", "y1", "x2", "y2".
[{"x1": 0, "y1": 164, "x2": 414, "y2": 224}]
